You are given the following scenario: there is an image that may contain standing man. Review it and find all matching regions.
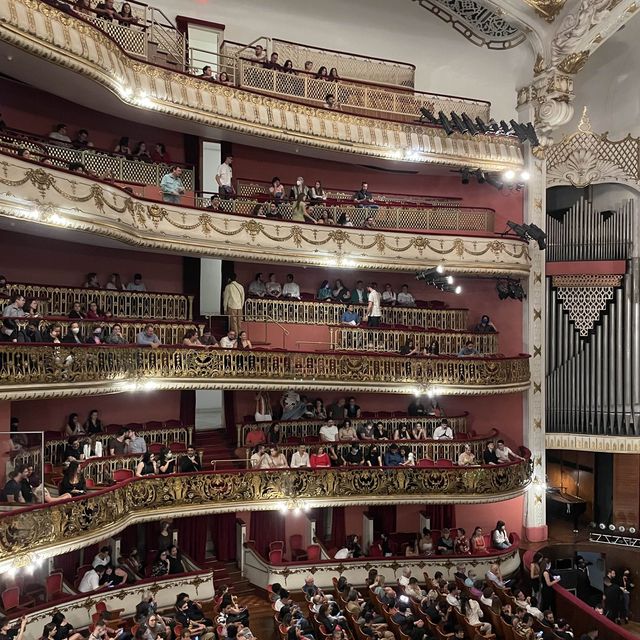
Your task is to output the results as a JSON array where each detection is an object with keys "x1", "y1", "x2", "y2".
[
  {"x1": 216, "y1": 155, "x2": 234, "y2": 199},
  {"x1": 223, "y1": 273, "x2": 245, "y2": 334},
  {"x1": 365, "y1": 283, "x2": 382, "y2": 327},
  {"x1": 160, "y1": 166, "x2": 185, "y2": 204}
]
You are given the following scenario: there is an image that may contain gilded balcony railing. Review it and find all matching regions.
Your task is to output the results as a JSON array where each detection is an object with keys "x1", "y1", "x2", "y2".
[
  {"x1": 45, "y1": 426, "x2": 193, "y2": 465},
  {"x1": 194, "y1": 196, "x2": 495, "y2": 232},
  {"x1": 330, "y1": 326, "x2": 498, "y2": 354},
  {"x1": 0, "y1": 461, "x2": 531, "y2": 563},
  {"x1": 5, "y1": 283, "x2": 193, "y2": 320},
  {"x1": 0, "y1": 128, "x2": 195, "y2": 191},
  {"x1": 250, "y1": 431, "x2": 501, "y2": 464},
  {"x1": 237, "y1": 414, "x2": 469, "y2": 447},
  {"x1": 244, "y1": 299, "x2": 469, "y2": 330},
  {"x1": 14, "y1": 318, "x2": 204, "y2": 345},
  {"x1": 0, "y1": 345, "x2": 530, "y2": 398},
  {"x1": 79, "y1": 450, "x2": 203, "y2": 484},
  {"x1": 238, "y1": 61, "x2": 490, "y2": 123}
]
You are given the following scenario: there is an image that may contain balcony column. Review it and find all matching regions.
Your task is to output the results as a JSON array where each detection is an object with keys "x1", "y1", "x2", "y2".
[{"x1": 518, "y1": 99, "x2": 548, "y2": 542}]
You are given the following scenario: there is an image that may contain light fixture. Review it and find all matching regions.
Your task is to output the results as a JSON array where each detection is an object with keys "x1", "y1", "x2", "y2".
[
  {"x1": 609, "y1": 524, "x2": 616, "y2": 531},
  {"x1": 619, "y1": 526, "x2": 626, "y2": 533},
  {"x1": 461, "y1": 113, "x2": 478, "y2": 135},
  {"x1": 520, "y1": 171, "x2": 531, "y2": 181},
  {"x1": 450, "y1": 112, "x2": 468, "y2": 134},
  {"x1": 506, "y1": 220, "x2": 547, "y2": 251},
  {"x1": 496, "y1": 278, "x2": 525, "y2": 301},
  {"x1": 475, "y1": 169, "x2": 486, "y2": 184},
  {"x1": 415, "y1": 265, "x2": 445, "y2": 282},
  {"x1": 486, "y1": 175, "x2": 504, "y2": 191},
  {"x1": 599, "y1": 523, "x2": 606, "y2": 530},
  {"x1": 503, "y1": 170, "x2": 516, "y2": 182},
  {"x1": 438, "y1": 111, "x2": 454, "y2": 136},
  {"x1": 629, "y1": 527, "x2": 636, "y2": 534},
  {"x1": 461, "y1": 167, "x2": 471, "y2": 185}
]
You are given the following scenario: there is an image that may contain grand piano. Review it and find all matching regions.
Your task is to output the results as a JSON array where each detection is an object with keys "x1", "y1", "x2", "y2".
[{"x1": 547, "y1": 487, "x2": 587, "y2": 532}]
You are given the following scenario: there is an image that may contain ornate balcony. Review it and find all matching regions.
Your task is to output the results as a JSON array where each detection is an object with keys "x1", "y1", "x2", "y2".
[
  {"x1": 0, "y1": 461, "x2": 531, "y2": 570},
  {"x1": 0, "y1": 0, "x2": 524, "y2": 171},
  {"x1": 0, "y1": 345, "x2": 531, "y2": 399},
  {"x1": 0, "y1": 157, "x2": 531, "y2": 275}
]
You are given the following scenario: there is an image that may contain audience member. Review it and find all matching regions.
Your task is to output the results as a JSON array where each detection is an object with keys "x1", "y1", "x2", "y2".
[
  {"x1": 49, "y1": 123, "x2": 72, "y2": 145},
  {"x1": 458, "y1": 340, "x2": 479, "y2": 357},
  {"x1": 223, "y1": 273, "x2": 245, "y2": 334},
  {"x1": 396, "y1": 285, "x2": 416, "y2": 307},
  {"x1": 290, "y1": 445, "x2": 310, "y2": 468},
  {"x1": 458, "y1": 444, "x2": 476, "y2": 466},
  {"x1": 365, "y1": 283, "x2": 382, "y2": 327},
  {"x1": 496, "y1": 439, "x2": 524, "y2": 462},
  {"x1": 151, "y1": 143, "x2": 172, "y2": 164},
  {"x1": 216, "y1": 155, "x2": 234, "y2": 199},
  {"x1": 136, "y1": 324, "x2": 161, "y2": 348},
  {"x1": 2, "y1": 294, "x2": 26, "y2": 318},
  {"x1": 475, "y1": 314, "x2": 497, "y2": 333},
  {"x1": 160, "y1": 166, "x2": 185, "y2": 204},
  {"x1": 78, "y1": 565, "x2": 106, "y2": 592},
  {"x1": 114, "y1": 136, "x2": 132, "y2": 156},
  {"x1": 354, "y1": 182, "x2": 378, "y2": 209},
  {"x1": 180, "y1": 446, "x2": 201, "y2": 472},
  {"x1": 432, "y1": 419, "x2": 453, "y2": 440},
  {"x1": 127, "y1": 273, "x2": 147, "y2": 291}
]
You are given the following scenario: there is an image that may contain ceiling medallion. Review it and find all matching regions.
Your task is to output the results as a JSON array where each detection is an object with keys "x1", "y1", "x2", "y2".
[
  {"x1": 413, "y1": 0, "x2": 526, "y2": 49},
  {"x1": 521, "y1": 0, "x2": 568, "y2": 22}
]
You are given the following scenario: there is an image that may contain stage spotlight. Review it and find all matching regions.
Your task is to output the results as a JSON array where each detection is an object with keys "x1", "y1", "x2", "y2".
[
  {"x1": 499, "y1": 120, "x2": 512, "y2": 135},
  {"x1": 630, "y1": 527, "x2": 637, "y2": 534},
  {"x1": 510, "y1": 119, "x2": 528, "y2": 143},
  {"x1": 475, "y1": 169, "x2": 486, "y2": 184},
  {"x1": 496, "y1": 278, "x2": 525, "y2": 301},
  {"x1": 416, "y1": 265, "x2": 445, "y2": 282},
  {"x1": 527, "y1": 223, "x2": 547, "y2": 250},
  {"x1": 461, "y1": 113, "x2": 478, "y2": 135},
  {"x1": 461, "y1": 167, "x2": 471, "y2": 185},
  {"x1": 488, "y1": 119, "x2": 500, "y2": 133},
  {"x1": 507, "y1": 220, "x2": 529, "y2": 240},
  {"x1": 420, "y1": 107, "x2": 438, "y2": 124},
  {"x1": 599, "y1": 523, "x2": 606, "y2": 530},
  {"x1": 475, "y1": 117, "x2": 490, "y2": 134},
  {"x1": 438, "y1": 111, "x2": 454, "y2": 135},
  {"x1": 450, "y1": 112, "x2": 468, "y2": 134},
  {"x1": 520, "y1": 170, "x2": 531, "y2": 181},
  {"x1": 609, "y1": 524, "x2": 616, "y2": 531},
  {"x1": 523, "y1": 122, "x2": 540, "y2": 147},
  {"x1": 486, "y1": 175, "x2": 504, "y2": 191},
  {"x1": 454, "y1": 285, "x2": 462, "y2": 294},
  {"x1": 504, "y1": 170, "x2": 516, "y2": 182},
  {"x1": 619, "y1": 526, "x2": 626, "y2": 533}
]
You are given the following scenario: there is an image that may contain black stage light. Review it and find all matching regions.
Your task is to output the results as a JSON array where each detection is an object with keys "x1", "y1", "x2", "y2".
[
  {"x1": 508, "y1": 280, "x2": 526, "y2": 300},
  {"x1": 488, "y1": 119, "x2": 500, "y2": 133},
  {"x1": 486, "y1": 175, "x2": 504, "y2": 191},
  {"x1": 499, "y1": 120, "x2": 512, "y2": 135},
  {"x1": 450, "y1": 112, "x2": 468, "y2": 134},
  {"x1": 416, "y1": 265, "x2": 445, "y2": 282},
  {"x1": 507, "y1": 220, "x2": 528, "y2": 239},
  {"x1": 438, "y1": 111, "x2": 454, "y2": 135},
  {"x1": 526, "y1": 223, "x2": 547, "y2": 250},
  {"x1": 523, "y1": 122, "x2": 540, "y2": 147},
  {"x1": 475, "y1": 169, "x2": 486, "y2": 184},
  {"x1": 461, "y1": 167, "x2": 471, "y2": 185},
  {"x1": 475, "y1": 117, "x2": 490, "y2": 134},
  {"x1": 496, "y1": 280, "x2": 510, "y2": 300},
  {"x1": 420, "y1": 107, "x2": 438, "y2": 124},
  {"x1": 462, "y1": 113, "x2": 478, "y2": 135},
  {"x1": 510, "y1": 119, "x2": 529, "y2": 144}
]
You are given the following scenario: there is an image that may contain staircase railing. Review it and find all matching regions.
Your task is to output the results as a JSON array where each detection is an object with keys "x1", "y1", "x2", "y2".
[{"x1": 149, "y1": 6, "x2": 186, "y2": 69}]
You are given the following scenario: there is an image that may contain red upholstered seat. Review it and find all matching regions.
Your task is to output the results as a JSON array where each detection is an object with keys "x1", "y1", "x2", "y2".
[
  {"x1": 145, "y1": 421, "x2": 163, "y2": 429},
  {"x1": 417, "y1": 458, "x2": 435, "y2": 467},
  {"x1": 45, "y1": 572, "x2": 64, "y2": 601},
  {"x1": 306, "y1": 544, "x2": 321, "y2": 561},
  {"x1": 113, "y1": 468, "x2": 134, "y2": 482},
  {"x1": 435, "y1": 459, "x2": 454, "y2": 467},
  {"x1": 269, "y1": 549, "x2": 283, "y2": 563}
]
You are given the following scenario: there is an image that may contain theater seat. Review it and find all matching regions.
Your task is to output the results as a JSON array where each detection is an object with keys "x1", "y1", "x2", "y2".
[
  {"x1": 112, "y1": 469, "x2": 134, "y2": 482},
  {"x1": 269, "y1": 549, "x2": 283, "y2": 563},
  {"x1": 306, "y1": 544, "x2": 321, "y2": 561},
  {"x1": 417, "y1": 458, "x2": 435, "y2": 467}
]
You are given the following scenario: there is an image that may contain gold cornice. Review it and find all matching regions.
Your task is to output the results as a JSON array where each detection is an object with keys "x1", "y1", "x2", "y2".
[
  {"x1": 0, "y1": 465, "x2": 531, "y2": 569},
  {"x1": 0, "y1": 158, "x2": 532, "y2": 277},
  {"x1": 522, "y1": 0, "x2": 568, "y2": 22},
  {"x1": 546, "y1": 433, "x2": 640, "y2": 453},
  {"x1": 0, "y1": 0, "x2": 524, "y2": 172},
  {"x1": 557, "y1": 51, "x2": 590, "y2": 74},
  {"x1": 0, "y1": 345, "x2": 531, "y2": 400}
]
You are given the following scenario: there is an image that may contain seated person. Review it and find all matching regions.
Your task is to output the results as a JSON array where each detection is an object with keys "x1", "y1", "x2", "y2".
[
  {"x1": 458, "y1": 341, "x2": 479, "y2": 357},
  {"x1": 400, "y1": 339, "x2": 419, "y2": 355},
  {"x1": 457, "y1": 444, "x2": 477, "y2": 466},
  {"x1": 396, "y1": 285, "x2": 416, "y2": 307},
  {"x1": 470, "y1": 527, "x2": 487, "y2": 553},
  {"x1": 437, "y1": 528, "x2": 454, "y2": 555},
  {"x1": 280, "y1": 390, "x2": 307, "y2": 420},
  {"x1": 318, "y1": 280, "x2": 333, "y2": 301},
  {"x1": 495, "y1": 439, "x2": 524, "y2": 462},
  {"x1": 341, "y1": 304, "x2": 361, "y2": 326},
  {"x1": 475, "y1": 315, "x2": 497, "y2": 333},
  {"x1": 357, "y1": 422, "x2": 375, "y2": 440},
  {"x1": 383, "y1": 443, "x2": 404, "y2": 466},
  {"x1": 432, "y1": 420, "x2": 453, "y2": 440},
  {"x1": 290, "y1": 444, "x2": 311, "y2": 468},
  {"x1": 492, "y1": 521, "x2": 510, "y2": 549},
  {"x1": 260, "y1": 447, "x2": 288, "y2": 469},
  {"x1": 245, "y1": 424, "x2": 266, "y2": 446},
  {"x1": 265, "y1": 273, "x2": 282, "y2": 298},
  {"x1": 343, "y1": 442, "x2": 363, "y2": 466},
  {"x1": 310, "y1": 445, "x2": 332, "y2": 468},
  {"x1": 319, "y1": 421, "x2": 339, "y2": 442},
  {"x1": 483, "y1": 442, "x2": 500, "y2": 465},
  {"x1": 282, "y1": 274, "x2": 301, "y2": 299},
  {"x1": 137, "y1": 324, "x2": 161, "y2": 348},
  {"x1": 248, "y1": 273, "x2": 267, "y2": 297},
  {"x1": 382, "y1": 283, "x2": 396, "y2": 305},
  {"x1": 353, "y1": 181, "x2": 378, "y2": 209}
]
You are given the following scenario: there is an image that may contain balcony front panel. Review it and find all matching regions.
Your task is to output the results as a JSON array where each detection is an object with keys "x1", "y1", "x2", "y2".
[
  {"x1": 546, "y1": 433, "x2": 640, "y2": 454},
  {"x1": 0, "y1": 345, "x2": 531, "y2": 399},
  {"x1": 0, "y1": 0, "x2": 524, "y2": 172},
  {"x1": 0, "y1": 462, "x2": 531, "y2": 570},
  {"x1": 0, "y1": 157, "x2": 531, "y2": 275}
]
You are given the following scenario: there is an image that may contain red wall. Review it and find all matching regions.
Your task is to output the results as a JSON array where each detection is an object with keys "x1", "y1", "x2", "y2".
[
  {"x1": 233, "y1": 391, "x2": 523, "y2": 445},
  {"x1": 1, "y1": 231, "x2": 184, "y2": 293},
  {"x1": 232, "y1": 144, "x2": 524, "y2": 229},
  {"x1": 10, "y1": 391, "x2": 182, "y2": 432},
  {"x1": 0, "y1": 79, "x2": 185, "y2": 163}
]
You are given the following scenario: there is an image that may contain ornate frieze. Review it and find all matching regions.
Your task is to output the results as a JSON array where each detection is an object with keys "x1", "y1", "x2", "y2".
[
  {"x1": 0, "y1": 464, "x2": 531, "y2": 570},
  {"x1": 0, "y1": 158, "x2": 531, "y2": 276}
]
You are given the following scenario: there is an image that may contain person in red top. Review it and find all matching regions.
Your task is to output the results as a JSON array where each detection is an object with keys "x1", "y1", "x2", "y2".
[
  {"x1": 310, "y1": 445, "x2": 331, "y2": 468},
  {"x1": 151, "y1": 143, "x2": 172, "y2": 164},
  {"x1": 245, "y1": 424, "x2": 266, "y2": 447}
]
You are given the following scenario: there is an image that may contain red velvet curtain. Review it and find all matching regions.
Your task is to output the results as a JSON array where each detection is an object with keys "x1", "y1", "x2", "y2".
[
  {"x1": 424, "y1": 505, "x2": 456, "y2": 529},
  {"x1": 368, "y1": 505, "x2": 396, "y2": 536},
  {"x1": 313, "y1": 508, "x2": 327, "y2": 543},
  {"x1": 180, "y1": 391, "x2": 196, "y2": 427},
  {"x1": 54, "y1": 550, "x2": 81, "y2": 582},
  {"x1": 330, "y1": 507, "x2": 346, "y2": 548},
  {"x1": 209, "y1": 513, "x2": 236, "y2": 562},
  {"x1": 118, "y1": 524, "x2": 139, "y2": 555},
  {"x1": 250, "y1": 510, "x2": 285, "y2": 558},
  {"x1": 176, "y1": 515, "x2": 209, "y2": 564}
]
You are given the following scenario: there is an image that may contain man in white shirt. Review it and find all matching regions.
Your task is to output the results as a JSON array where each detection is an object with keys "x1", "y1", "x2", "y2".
[
  {"x1": 248, "y1": 273, "x2": 267, "y2": 297},
  {"x1": 78, "y1": 565, "x2": 105, "y2": 593},
  {"x1": 216, "y1": 155, "x2": 234, "y2": 199},
  {"x1": 399, "y1": 567, "x2": 412, "y2": 587},
  {"x1": 282, "y1": 274, "x2": 301, "y2": 299},
  {"x1": 319, "y1": 421, "x2": 339, "y2": 442},
  {"x1": 222, "y1": 274, "x2": 245, "y2": 334},
  {"x1": 92, "y1": 546, "x2": 111, "y2": 568},
  {"x1": 396, "y1": 285, "x2": 416, "y2": 307},
  {"x1": 49, "y1": 123, "x2": 72, "y2": 145},
  {"x1": 432, "y1": 420, "x2": 453, "y2": 440},
  {"x1": 445, "y1": 586, "x2": 460, "y2": 608},
  {"x1": 495, "y1": 439, "x2": 523, "y2": 462},
  {"x1": 220, "y1": 330, "x2": 237, "y2": 348},
  {"x1": 250, "y1": 445, "x2": 266, "y2": 468},
  {"x1": 290, "y1": 445, "x2": 310, "y2": 468},
  {"x1": 366, "y1": 283, "x2": 382, "y2": 327}
]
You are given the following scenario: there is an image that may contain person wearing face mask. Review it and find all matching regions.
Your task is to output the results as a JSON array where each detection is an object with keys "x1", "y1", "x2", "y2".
[
  {"x1": 85, "y1": 324, "x2": 103, "y2": 344},
  {"x1": 289, "y1": 176, "x2": 309, "y2": 202},
  {"x1": 62, "y1": 322, "x2": 83, "y2": 343}
]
